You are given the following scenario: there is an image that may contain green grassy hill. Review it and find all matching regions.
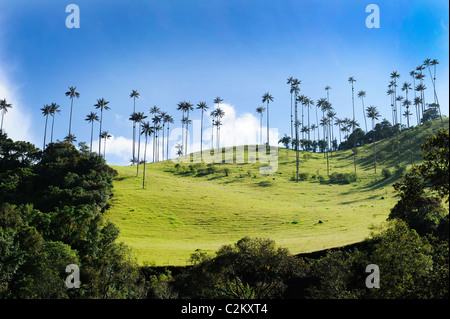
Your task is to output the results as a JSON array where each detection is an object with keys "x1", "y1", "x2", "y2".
[{"x1": 107, "y1": 119, "x2": 449, "y2": 266}]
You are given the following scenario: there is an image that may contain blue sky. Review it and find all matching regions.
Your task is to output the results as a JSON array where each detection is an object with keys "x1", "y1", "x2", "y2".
[{"x1": 0, "y1": 0, "x2": 448, "y2": 165}]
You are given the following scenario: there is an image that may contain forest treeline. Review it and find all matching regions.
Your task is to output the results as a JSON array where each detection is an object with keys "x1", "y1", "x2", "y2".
[{"x1": 0, "y1": 128, "x2": 448, "y2": 299}]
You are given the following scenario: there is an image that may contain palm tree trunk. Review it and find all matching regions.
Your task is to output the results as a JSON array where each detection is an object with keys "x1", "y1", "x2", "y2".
[
  {"x1": 362, "y1": 98, "x2": 367, "y2": 132},
  {"x1": 43, "y1": 115, "x2": 48, "y2": 150},
  {"x1": 266, "y1": 102, "x2": 270, "y2": 146},
  {"x1": 1, "y1": 113, "x2": 4, "y2": 131},
  {"x1": 104, "y1": 138, "x2": 106, "y2": 159},
  {"x1": 373, "y1": 120, "x2": 376, "y2": 173},
  {"x1": 137, "y1": 123, "x2": 141, "y2": 176},
  {"x1": 290, "y1": 93, "x2": 293, "y2": 141},
  {"x1": 143, "y1": 135, "x2": 148, "y2": 189},
  {"x1": 133, "y1": 97, "x2": 136, "y2": 164},
  {"x1": 90, "y1": 121, "x2": 94, "y2": 152},
  {"x1": 295, "y1": 100, "x2": 299, "y2": 182},
  {"x1": 200, "y1": 110, "x2": 203, "y2": 158},
  {"x1": 50, "y1": 115, "x2": 55, "y2": 144},
  {"x1": 69, "y1": 97, "x2": 73, "y2": 136},
  {"x1": 99, "y1": 110, "x2": 103, "y2": 156},
  {"x1": 167, "y1": 125, "x2": 170, "y2": 160}
]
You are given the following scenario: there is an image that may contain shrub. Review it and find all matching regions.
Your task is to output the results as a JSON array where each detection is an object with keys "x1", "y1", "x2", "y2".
[
  {"x1": 381, "y1": 168, "x2": 392, "y2": 179},
  {"x1": 328, "y1": 172, "x2": 357, "y2": 184},
  {"x1": 394, "y1": 164, "x2": 405, "y2": 178},
  {"x1": 299, "y1": 173, "x2": 309, "y2": 181}
]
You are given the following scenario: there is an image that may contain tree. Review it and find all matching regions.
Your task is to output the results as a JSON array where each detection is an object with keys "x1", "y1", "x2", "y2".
[
  {"x1": 41, "y1": 104, "x2": 52, "y2": 150},
  {"x1": 130, "y1": 90, "x2": 140, "y2": 164},
  {"x1": 357, "y1": 90, "x2": 368, "y2": 132},
  {"x1": 278, "y1": 134, "x2": 291, "y2": 150},
  {"x1": 196, "y1": 102, "x2": 208, "y2": 158},
  {"x1": 212, "y1": 97, "x2": 224, "y2": 150},
  {"x1": 256, "y1": 106, "x2": 265, "y2": 145},
  {"x1": 65, "y1": 86, "x2": 80, "y2": 136},
  {"x1": 85, "y1": 112, "x2": 99, "y2": 152},
  {"x1": 135, "y1": 112, "x2": 147, "y2": 175},
  {"x1": 164, "y1": 114, "x2": 174, "y2": 160},
  {"x1": 49, "y1": 103, "x2": 60, "y2": 144},
  {"x1": 141, "y1": 121, "x2": 154, "y2": 189},
  {"x1": 262, "y1": 92, "x2": 274, "y2": 146},
  {"x1": 100, "y1": 131, "x2": 112, "y2": 159},
  {"x1": 366, "y1": 106, "x2": 380, "y2": 173},
  {"x1": 390, "y1": 71, "x2": 400, "y2": 125},
  {"x1": 424, "y1": 59, "x2": 442, "y2": 122},
  {"x1": 348, "y1": 77, "x2": 357, "y2": 173},
  {"x1": 94, "y1": 98, "x2": 110, "y2": 156},
  {"x1": 63, "y1": 133, "x2": 77, "y2": 144},
  {"x1": 0, "y1": 99, "x2": 12, "y2": 132}
]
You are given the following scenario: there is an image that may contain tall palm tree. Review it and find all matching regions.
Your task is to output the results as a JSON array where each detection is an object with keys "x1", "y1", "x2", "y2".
[
  {"x1": 0, "y1": 99, "x2": 12, "y2": 132},
  {"x1": 430, "y1": 59, "x2": 441, "y2": 121},
  {"x1": 215, "y1": 107, "x2": 225, "y2": 149},
  {"x1": 390, "y1": 71, "x2": 400, "y2": 125},
  {"x1": 164, "y1": 114, "x2": 174, "y2": 160},
  {"x1": 41, "y1": 104, "x2": 52, "y2": 150},
  {"x1": 326, "y1": 109, "x2": 336, "y2": 154},
  {"x1": 101, "y1": 131, "x2": 112, "y2": 159},
  {"x1": 348, "y1": 76, "x2": 357, "y2": 173},
  {"x1": 129, "y1": 112, "x2": 139, "y2": 163},
  {"x1": 366, "y1": 106, "x2": 380, "y2": 173},
  {"x1": 158, "y1": 111, "x2": 168, "y2": 161},
  {"x1": 415, "y1": 66, "x2": 426, "y2": 118},
  {"x1": 65, "y1": 86, "x2": 80, "y2": 136},
  {"x1": 85, "y1": 112, "x2": 99, "y2": 152},
  {"x1": 212, "y1": 97, "x2": 223, "y2": 149},
  {"x1": 135, "y1": 112, "x2": 147, "y2": 175},
  {"x1": 305, "y1": 97, "x2": 314, "y2": 141},
  {"x1": 64, "y1": 133, "x2": 77, "y2": 144},
  {"x1": 320, "y1": 116, "x2": 330, "y2": 175},
  {"x1": 184, "y1": 102, "x2": 194, "y2": 155},
  {"x1": 288, "y1": 77, "x2": 300, "y2": 140},
  {"x1": 256, "y1": 106, "x2": 265, "y2": 145},
  {"x1": 357, "y1": 90, "x2": 368, "y2": 132},
  {"x1": 409, "y1": 70, "x2": 418, "y2": 124},
  {"x1": 262, "y1": 92, "x2": 274, "y2": 146},
  {"x1": 152, "y1": 115, "x2": 162, "y2": 162},
  {"x1": 334, "y1": 118, "x2": 344, "y2": 145},
  {"x1": 94, "y1": 98, "x2": 110, "y2": 156},
  {"x1": 196, "y1": 102, "x2": 208, "y2": 157},
  {"x1": 130, "y1": 90, "x2": 140, "y2": 164},
  {"x1": 413, "y1": 97, "x2": 422, "y2": 125},
  {"x1": 49, "y1": 103, "x2": 60, "y2": 144},
  {"x1": 141, "y1": 121, "x2": 154, "y2": 189},
  {"x1": 325, "y1": 85, "x2": 332, "y2": 102}
]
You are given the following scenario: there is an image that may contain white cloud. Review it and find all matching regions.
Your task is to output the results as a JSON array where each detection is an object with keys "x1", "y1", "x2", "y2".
[{"x1": 0, "y1": 66, "x2": 34, "y2": 144}]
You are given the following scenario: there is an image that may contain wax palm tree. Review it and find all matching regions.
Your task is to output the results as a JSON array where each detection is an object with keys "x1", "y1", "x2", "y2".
[
  {"x1": 325, "y1": 86, "x2": 332, "y2": 109},
  {"x1": 85, "y1": 112, "x2": 99, "y2": 152},
  {"x1": 41, "y1": 104, "x2": 52, "y2": 150},
  {"x1": 311, "y1": 124, "x2": 318, "y2": 142},
  {"x1": 215, "y1": 108, "x2": 225, "y2": 149},
  {"x1": 413, "y1": 97, "x2": 422, "y2": 126},
  {"x1": 288, "y1": 77, "x2": 300, "y2": 140},
  {"x1": 196, "y1": 102, "x2": 208, "y2": 157},
  {"x1": 141, "y1": 121, "x2": 154, "y2": 189},
  {"x1": 152, "y1": 115, "x2": 161, "y2": 162},
  {"x1": 65, "y1": 86, "x2": 80, "y2": 136},
  {"x1": 49, "y1": 103, "x2": 60, "y2": 144},
  {"x1": 415, "y1": 67, "x2": 426, "y2": 118},
  {"x1": 403, "y1": 104, "x2": 412, "y2": 129},
  {"x1": 262, "y1": 92, "x2": 274, "y2": 146},
  {"x1": 348, "y1": 76, "x2": 357, "y2": 173},
  {"x1": 256, "y1": 106, "x2": 265, "y2": 145},
  {"x1": 64, "y1": 133, "x2": 77, "y2": 144},
  {"x1": 164, "y1": 114, "x2": 174, "y2": 160},
  {"x1": 409, "y1": 70, "x2": 418, "y2": 123},
  {"x1": 320, "y1": 116, "x2": 331, "y2": 175},
  {"x1": 0, "y1": 98, "x2": 12, "y2": 132},
  {"x1": 305, "y1": 97, "x2": 314, "y2": 140},
  {"x1": 134, "y1": 112, "x2": 147, "y2": 175},
  {"x1": 212, "y1": 97, "x2": 223, "y2": 149},
  {"x1": 390, "y1": 71, "x2": 400, "y2": 125},
  {"x1": 94, "y1": 98, "x2": 110, "y2": 156},
  {"x1": 366, "y1": 106, "x2": 380, "y2": 173},
  {"x1": 357, "y1": 90, "x2": 368, "y2": 132},
  {"x1": 334, "y1": 118, "x2": 343, "y2": 145},
  {"x1": 184, "y1": 102, "x2": 194, "y2": 155},
  {"x1": 158, "y1": 111, "x2": 167, "y2": 161},
  {"x1": 101, "y1": 131, "x2": 112, "y2": 159},
  {"x1": 130, "y1": 90, "x2": 140, "y2": 164},
  {"x1": 327, "y1": 109, "x2": 336, "y2": 153}
]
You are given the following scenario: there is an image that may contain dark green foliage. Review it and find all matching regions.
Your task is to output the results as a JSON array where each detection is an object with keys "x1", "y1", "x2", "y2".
[
  {"x1": 328, "y1": 172, "x2": 357, "y2": 184},
  {"x1": 381, "y1": 168, "x2": 392, "y2": 179},
  {"x1": 173, "y1": 237, "x2": 307, "y2": 299},
  {"x1": 0, "y1": 134, "x2": 144, "y2": 299}
]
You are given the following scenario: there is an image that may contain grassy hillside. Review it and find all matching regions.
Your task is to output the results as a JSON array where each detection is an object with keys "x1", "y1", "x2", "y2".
[{"x1": 107, "y1": 119, "x2": 448, "y2": 266}]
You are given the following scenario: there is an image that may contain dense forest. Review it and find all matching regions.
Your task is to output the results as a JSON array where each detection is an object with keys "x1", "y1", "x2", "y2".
[{"x1": 0, "y1": 127, "x2": 448, "y2": 299}]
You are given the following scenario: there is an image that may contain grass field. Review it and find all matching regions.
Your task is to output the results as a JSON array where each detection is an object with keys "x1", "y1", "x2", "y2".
[{"x1": 106, "y1": 119, "x2": 448, "y2": 266}]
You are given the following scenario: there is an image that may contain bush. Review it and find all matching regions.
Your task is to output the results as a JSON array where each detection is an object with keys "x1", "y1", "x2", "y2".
[
  {"x1": 382, "y1": 168, "x2": 392, "y2": 179},
  {"x1": 394, "y1": 164, "x2": 405, "y2": 178},
  {"x1": 328, "y1": 172, "x2": 357, "y2": 184},
  {"x1": 299, "y1": 173, "x2": 309, "y2": 181}
]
